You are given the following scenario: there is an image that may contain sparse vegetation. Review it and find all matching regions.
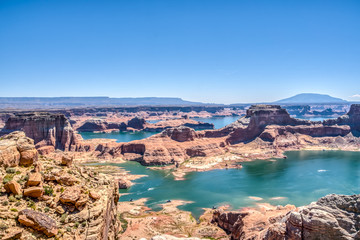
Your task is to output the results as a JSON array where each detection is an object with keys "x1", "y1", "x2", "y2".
[
  {"x1": 44, "y1": 207, "x2": 50, "y2": 212},
  {"x1": 10, "y1": 208, "x2": 18, "y2": 212},
  {"x1": 15, "y1": 194, "x2": 22, "y2": 200},
  {"x1": 3, "y1": 174, "x2": 14, "y2": 184},
  {"x1": 119, "y1": 213, "x2": 128, "y2": 233},
  {"x1": 5, "y1": 167, "x2": 16, "y2": 174},
  {"x1": 0, "y1": 223, "x2": 8, "y2": 231},
  {"x1": 60, "y1": 213, "x2": 68, "y2": 223},
  {"x1": 8, "y1": 195, "x2": 16, "y2": 202},
  {"x1": 44, "y1": 185, "x2": 54, "y2": 196},
  {"x1": 2, "y1": 201, "x2": 9, "y2": 206},
  {"x1": 27, "y1": 199, "x2": 36, "y2": 210}
]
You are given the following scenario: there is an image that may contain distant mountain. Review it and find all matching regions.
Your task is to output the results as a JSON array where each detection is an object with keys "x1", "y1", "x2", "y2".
[
  {"x1": 275, "y1": 93, "x2": 348, "y2": 104},
  {"x1": 0, "y1": 97, "x2": 213, "y2": 109}
]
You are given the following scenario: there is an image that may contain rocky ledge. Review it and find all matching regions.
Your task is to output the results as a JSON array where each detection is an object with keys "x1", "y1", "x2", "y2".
[
  {"x1": 0, "y1": 131, "x2": 120, "y2": 239},
  {"x1": 212, "y1": 194, "x2": 360, "y2": 240}
]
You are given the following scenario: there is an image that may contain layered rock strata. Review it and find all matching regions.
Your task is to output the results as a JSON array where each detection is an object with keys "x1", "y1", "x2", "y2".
[
  {"x1": 84, "y1": 104, "x2": 360, "y2": 166},
  {"x1": 0, "y1": 112, "x2": 79, "y2": 153},
  {"x1": 213, "y1": 194, "x2": 360, "y2": 240}
]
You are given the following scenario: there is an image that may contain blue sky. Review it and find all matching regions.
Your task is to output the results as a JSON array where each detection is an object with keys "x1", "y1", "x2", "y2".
[{"x1": 0, "y1": 0, "x2": 359, "y2": 104}]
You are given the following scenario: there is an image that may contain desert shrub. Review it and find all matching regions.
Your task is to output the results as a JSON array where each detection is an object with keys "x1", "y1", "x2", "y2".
[
  {"x1": 44, "y1": 207, "x2": 50, "y2": 213},
  {"x1": 44, "y1": 186, "x2": 54, "y2": 196},
  {"x1": 60, "y1": 213, "x2": 68, "y2": 223},
  {"x1": 0, "y1": 223, "x2": 8, "y2": 231},
  {"x1": 10, "y1": 208, "x2": 18, "y2": 212},
  {"x1": 15, "y1": 194, "x2": 22, "y2": 200},
  {"x1": 8, "y1": 195, "x2": 16, "y2": 202},
  {"x1": 5, "y1": 168, "x2": 16, "y2": 174},
  {"x1": 2, "y1": 201, "x2": 9, "y2": 206},
  {"x1": 3, "y1": 174, "x2": 14, "y2": 184},
  {"x1": 27, "y1": 200, "x2": 36, "y2": 210}
]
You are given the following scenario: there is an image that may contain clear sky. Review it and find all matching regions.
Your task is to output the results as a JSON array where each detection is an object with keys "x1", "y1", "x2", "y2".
[{"x1": 0, "y1": 0, "x2": 359, "y2": 104}]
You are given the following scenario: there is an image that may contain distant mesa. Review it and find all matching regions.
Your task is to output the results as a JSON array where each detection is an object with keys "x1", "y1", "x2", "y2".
[
  {"x1": 275, "y1": 93, "x2": 348, "y2": 104},
  {"x1": 0, "y1": 97, "x2": 213, "y2": 109}
]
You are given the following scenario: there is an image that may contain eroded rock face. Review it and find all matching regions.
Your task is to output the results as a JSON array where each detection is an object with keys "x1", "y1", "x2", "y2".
[
  {"x1": 1, "y1": 112, "x2": 78, "y2": 151},
  {"x1": 84, "y1": 104, "x2": 360, "y2": 166},
  {"x1": 161, "y1": 126, "x2": 199, "y2": 142},
  {"x1": 77, "y1": 119, "x2": 126, "y2": 132},
  {"x1": 325, "y1": 104, "x2": 360, "y2": 136},
  {"x1": 18, "y1": 209, "x2": 58, "y2": 237},
  {"x1": 0, "y1": 131, "x2": 38, "y2": 167},
  {"x1": 284, "y1": 194, "x2": 360, "y2": 240},
  {"x1": 214, "y1": 194, "x2": 360, "y2": 240},
  {"x1": 127, "y1": 117, "x2": 146, "y2": 130}
]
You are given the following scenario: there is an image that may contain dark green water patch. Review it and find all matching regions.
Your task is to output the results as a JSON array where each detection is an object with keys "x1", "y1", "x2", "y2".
[{"x1": 110, "y1": 151, "x2": 360, "y2": 218}]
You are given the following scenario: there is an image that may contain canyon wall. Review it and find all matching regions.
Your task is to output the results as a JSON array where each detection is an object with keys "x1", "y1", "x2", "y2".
[
  {"x1": 213, "y1": 194, "x2": 360, "y2": 240},
  {"x1": 0, "y1": 112, "x2": 79, "y2": 153}
]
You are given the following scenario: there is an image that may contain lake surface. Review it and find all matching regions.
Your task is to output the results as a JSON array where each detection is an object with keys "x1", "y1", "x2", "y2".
[
  {"x1": 293, "y1": 116, "x2": 338, "y2": 122},
  {"x1": 80, "y1": 116, "x2": 241, "y2": 142},
  {"x1": 80, "y1": 131, "x2": 156, "y2": 142},
  {"x1": 191, "y1": 116, "x2": 241, "y2": 129},
  {"x1": 114, "y1": 151, "x2": 360, "y2": 217}
]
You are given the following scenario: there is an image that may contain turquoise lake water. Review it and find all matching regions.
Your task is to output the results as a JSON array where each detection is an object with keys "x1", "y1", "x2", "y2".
[
  {"x1": 191, "y1": 116, "x2": 241, "y2": 129},
  {"x1": 112, "y1": 151, "x2": 360, "y2": 217},
  {"x1": 80, "y1": 116, "x2": 241, "y2": 142},
  {"x1": 80, "y1": 131, "x2": 156, "y2": 142}
]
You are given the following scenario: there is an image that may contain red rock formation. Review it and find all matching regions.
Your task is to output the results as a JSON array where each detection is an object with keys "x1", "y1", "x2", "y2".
[
  {"x1": 213, "y1": 194, "x2": 360, "y2": 240},
  {"x1": 83, "y1": 104, "x2": 360, "y2": 165},
  {"x1": 0, "y1": 131, "x2": 38, "y2": 167},
  {"x1": 1, "y1": 112, "x2": 78, "y2": 152}
]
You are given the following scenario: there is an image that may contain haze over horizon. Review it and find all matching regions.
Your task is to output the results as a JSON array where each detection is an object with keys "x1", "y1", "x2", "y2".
[{"x1": 1, "y1": 0, "x2": 360, "y2": 104}]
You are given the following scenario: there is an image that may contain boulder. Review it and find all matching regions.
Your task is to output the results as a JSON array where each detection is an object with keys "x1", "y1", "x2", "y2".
[
  {"x1": 1, "y1": 227, "x2": 23, "y2": 240},
  {"x1": 60, "y1": 186, "x2": 81, "y2": 204},
  {"x1": 57, "y1": 174, "x2": 78, "y2": 186},
  {"x1": 61, "y1": 155, "x2": 73, "y2": 167},
  {"x1": 0, "y1": 131, "x2": 37, "y2": 167},
  {"x1": 18, "y1": 209, "x2": 58, "y2": 237},
  {"x1": 89, "y1": 190, "x2": 101, "y2": 200},
  {"x1": 4, "y1": 180, "x2": 22, "y2": 195},
  {"x1": 23, "y1": 187, "x2": 44, "y2": 198},
  {"x1": 75, "y1": 194, "x2": 88, "y2": 210},
  {"x1": 118, "y1": 178, "x2": 132, "y2": 189},
  {"x1": 27, "y1": 172, "x2": 42, "y2": 186}
]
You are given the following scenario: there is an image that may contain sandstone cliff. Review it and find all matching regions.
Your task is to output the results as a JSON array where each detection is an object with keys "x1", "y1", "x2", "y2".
[
  {"x1": 1, "y1": 112, "x2": 79, "y2": 153},
  {"x1": 212, "y1": 194, "x2": 360, "y2": 240}
]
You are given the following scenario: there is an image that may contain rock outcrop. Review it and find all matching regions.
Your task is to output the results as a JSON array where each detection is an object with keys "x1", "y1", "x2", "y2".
[
  {"x1": 324, "y1": 104, "x2": 360, "y2": 136},
  {"x1": 76, "y1": 117, "x2": 214, "y2": 133},
  {"x1": 213, "y1": 194, "x2": 360, "y2": 240},
  {"x1": 0, "y1": 131, "x2": 120, "y2": 239},
  {"x1": 76, "y1": 119, "x2": 126, "y2": 132},
  {"x1": 0, "y1": 112, "x2": 79, "y2": 152},
  {"x1": 18, "y1": 209, "x2": 58, "y2": 237},
  {"x1": 0, "y1": 131, "x2": 38, "y2": 167}
]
